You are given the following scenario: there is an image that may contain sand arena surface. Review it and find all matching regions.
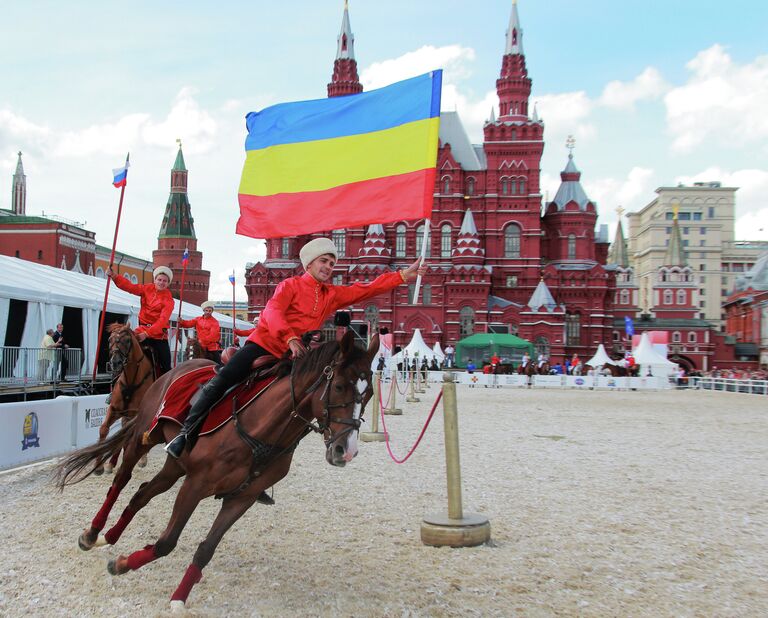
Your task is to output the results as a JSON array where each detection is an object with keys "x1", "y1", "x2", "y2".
[{"x1": 0, "y1": 386, "x2": 766, "y2": 617}]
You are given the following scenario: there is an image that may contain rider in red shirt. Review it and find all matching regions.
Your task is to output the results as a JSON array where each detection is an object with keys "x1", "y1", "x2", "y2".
[
  {"x1": 178, "y1": 301, "x2": 222, "y2": 363},
  {"x1": 109, "y1": 266, "x2": 175, "y2": 374},
  {"x1": 165, "y1": 237, "x2": 426, "y2": 459}
]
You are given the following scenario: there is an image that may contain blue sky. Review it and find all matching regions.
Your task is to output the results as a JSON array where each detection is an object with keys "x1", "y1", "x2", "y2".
[{"x1": 1, "y1": 1, "x2": 766, "y2": 300}]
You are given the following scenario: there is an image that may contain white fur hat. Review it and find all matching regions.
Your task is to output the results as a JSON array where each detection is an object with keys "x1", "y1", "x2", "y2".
[
  {"x1": 153, "y1": 266, "x2": 173, "y2": 282},
  {"x1": 299, "y1": 237, "x2": 338, "y2": 269},
  {"x1": 201, "y1": 301, "x2": 215, "y2": 310}
]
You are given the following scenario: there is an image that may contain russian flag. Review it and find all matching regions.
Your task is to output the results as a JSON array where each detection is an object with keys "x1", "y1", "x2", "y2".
[
  {"x1": 112, "y1": 162, "x2": 129, "y2": 187},
  {"x1": 182, "y1": 247, "x2": 189, "y2": 266},
  {"x1": 229, "y1": 271, "x2": 236, "y2": 285}
]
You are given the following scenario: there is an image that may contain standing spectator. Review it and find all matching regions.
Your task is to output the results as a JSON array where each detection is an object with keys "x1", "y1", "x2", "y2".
[
  {"x1": 52, "y1": 323, "x2": 69, "y2": 381},
  {"x1": 444, "y1": 343, "x2": 455, "y2": 368},
  {"x1": 39, "y1": 329, "x2": 56, "y2": 381}
]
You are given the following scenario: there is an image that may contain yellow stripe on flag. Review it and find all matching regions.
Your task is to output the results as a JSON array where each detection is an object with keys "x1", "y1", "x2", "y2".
[{"x1": 238, "y1": 117, "x2": 439, "y2": 196}]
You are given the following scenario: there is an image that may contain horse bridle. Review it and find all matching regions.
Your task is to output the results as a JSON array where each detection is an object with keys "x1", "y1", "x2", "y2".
[
  {"x1": 289, "y1": 360, "x2": 371, "y2": 447},
  {"x1": 107, "y1": 330, "x2": 153, "y2": 406}
]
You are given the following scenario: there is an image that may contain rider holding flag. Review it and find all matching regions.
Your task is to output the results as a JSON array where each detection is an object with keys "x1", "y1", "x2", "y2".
[{"x1": 165, "y1": 237, "x2": 426, "y2": 459}]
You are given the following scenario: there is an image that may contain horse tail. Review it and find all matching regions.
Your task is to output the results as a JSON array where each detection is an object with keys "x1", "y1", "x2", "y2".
[{"x1": 54, "y1": 417, "x2": 139, "y2": 489}]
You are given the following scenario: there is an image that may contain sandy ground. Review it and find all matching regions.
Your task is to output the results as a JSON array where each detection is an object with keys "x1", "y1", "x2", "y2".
[{"x1": 0, "y1": 385, "x2": 767, "y2": 617}]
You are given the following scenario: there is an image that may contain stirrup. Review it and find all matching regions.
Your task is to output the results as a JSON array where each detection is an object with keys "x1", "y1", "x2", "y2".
[{"x1": 164, "y1": 434, "x2": 187, "y2": 459}]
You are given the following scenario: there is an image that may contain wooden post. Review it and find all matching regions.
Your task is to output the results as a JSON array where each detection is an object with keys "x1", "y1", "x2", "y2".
[
  {"x1": 382, "y1": 370, "x2": 402, "y2": 415},
  {"x1": 360, "y1": 371, "x2": 386, "y2": 442},
  {"x1": 421, "y1": 371, "x2": 491, "y2": 547}
]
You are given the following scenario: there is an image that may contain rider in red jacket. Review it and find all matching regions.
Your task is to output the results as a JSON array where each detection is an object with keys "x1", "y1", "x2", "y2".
[
  {"x1": 178, "y1": 301, "x2": 222, "y2": 363},
  {"x1": 109, "y1": 266, "x2": 175, "y2": 374},
  {"x1": 165, "y1": 237, "x2": 426, "y2": 459}
]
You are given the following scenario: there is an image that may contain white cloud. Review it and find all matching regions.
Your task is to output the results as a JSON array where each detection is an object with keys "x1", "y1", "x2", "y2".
[
  {"x1": 361, "y1": 44, "x2": 476, "y2": 91},
  {"x1": 54, "y1": 113, "x2": 150, "y2": 157},
  {"x1": 534, "y1": 91, "x2": 595, "y2": 146},
  {"x1": 142, "y1": 88, "x2": 218, "y2": 153},
  {"x1": 582, "y1": 167, "x2": 656, "y2": 219},
  {"x1": 665, "y1": 45, "x2": 768, "y2": 152},
  {"x1": 0, "y1": 109, "x2": 51, "y2": 162},
  {"x1": 599, "y1": 67, "x2": 669, "y2": 109}
]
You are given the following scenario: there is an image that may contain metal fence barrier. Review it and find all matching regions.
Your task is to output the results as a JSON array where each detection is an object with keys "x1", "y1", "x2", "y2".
[
  {"x1": 0, "y1": 346, "x2": 83, "y2": 390},
  {"x1": 676, "y1": 376, "x2": 768, "y2": 395}
]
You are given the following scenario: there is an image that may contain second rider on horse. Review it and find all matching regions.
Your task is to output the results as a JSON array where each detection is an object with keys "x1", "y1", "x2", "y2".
[
  {"x1": 108, "y1": 266, "x2": 175, "y2": 375},
  {"x1": 178, "y1": 300, "x2": 222, "y2": 363},
  {"x1": 165, "y1": 237, "x2": 427, "y2": 459}
]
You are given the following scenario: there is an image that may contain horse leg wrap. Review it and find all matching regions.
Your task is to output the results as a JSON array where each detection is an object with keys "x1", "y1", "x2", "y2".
[
  {"x1": 109, "y1": 451, "x2": 120, "y2": 466},
  {"x1": 92, "y1": 484, "x2": 120, "y2": 531},
  {"x1": 104, "y1": 506, "x2": 137, "y2": 545},
  {"x1": 126, "y1": 544, "x2": 158, "y2": 571},
  {"x1": 170, "y1": 564, "x2": 203, "y2": 603}
]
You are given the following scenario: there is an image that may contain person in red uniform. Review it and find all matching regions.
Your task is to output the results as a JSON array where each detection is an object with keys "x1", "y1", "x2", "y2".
[
  {"x1": 165, "y1": 237, "x2": 426, "y2": 459},
  {"x1": 108, "y1": 266, "x2": 175, "y2": 374},
  {"x1": 233, "y1": 316, "x2": 258, "y2": 342},
  {"x1": 178, "y1": 301, "x2": 222, "y2": 363}
]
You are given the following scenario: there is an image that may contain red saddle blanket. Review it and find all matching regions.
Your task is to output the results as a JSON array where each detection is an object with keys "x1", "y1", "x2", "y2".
[{"x1": 150, "y1": 366, "x2": 278, "y2": 437}]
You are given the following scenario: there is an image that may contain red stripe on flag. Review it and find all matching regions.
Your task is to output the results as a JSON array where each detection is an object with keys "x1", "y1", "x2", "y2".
[{"x1": 236, "y1": 168, "x2": 435, "y2": 239}]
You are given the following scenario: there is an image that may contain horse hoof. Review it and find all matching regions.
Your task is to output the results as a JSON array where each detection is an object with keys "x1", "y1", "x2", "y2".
[
  {"x1": 107, "y1": 556, "x2": 127, "y2": 576},
  {"x1": 94, "y1": 535, "x2": 108, "y2": 548},
  {"x1": 137, "y1": 455, "x2": 148, "y2": 469},
  {"x1": 93, "y1": 466, "x2": 104, "y2": 476},
  {"x1": 170, "y1": 600, "x2": 186, "y2": 613},
  {"x1": 78, "y1": 529, "x2": 97, "y2": 551},
  {"x1": 104, "y1": 463, "x2": 114, "y2": 474}
]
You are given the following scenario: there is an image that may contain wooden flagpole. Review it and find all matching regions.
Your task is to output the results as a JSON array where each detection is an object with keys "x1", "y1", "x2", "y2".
[
  {"x1": 172, "y1": 245, "x2": 190, "y2": 368},
  {"x1": 92, "y1": 153, "x2": 129, "y2": 383},
  {"x1": 411, "y1": 218, "x2": 430, "y2": 304}
]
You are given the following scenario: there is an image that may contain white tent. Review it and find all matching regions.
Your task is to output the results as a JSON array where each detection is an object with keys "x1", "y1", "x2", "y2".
[
  {"x1": 432, "y1": 341, "x2": 445, "y2": 363},
  {"x1": 632, "y1": 332, "x2": 678, "y2": 377},
  {"x1": 0, "y1": 255, "x2": 252, "y2": 377},
  {"x1": 390, "y1": 328, "x2": 439, "y2": 367},
  {"x1": 585, "y1": 344, "x2": 617, "y2": 368}
]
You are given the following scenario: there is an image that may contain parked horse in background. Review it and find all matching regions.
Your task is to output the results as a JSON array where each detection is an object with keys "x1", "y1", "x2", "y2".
[
  {"x1": 56, "y1": 332, "x2": 378, "y2": 610},
  {"x1": 183, "y1": 337, "x2": 207, "y2": 361}
]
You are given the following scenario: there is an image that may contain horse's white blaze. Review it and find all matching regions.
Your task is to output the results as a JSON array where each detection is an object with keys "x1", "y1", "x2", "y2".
[{"x1": 344, "y1": 378, "x2": 368, "y2": 461}]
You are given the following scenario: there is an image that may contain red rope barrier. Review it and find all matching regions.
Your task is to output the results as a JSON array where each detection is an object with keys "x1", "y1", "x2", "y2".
[
  {"x1": 395, "y1": 371, "x2": 410, "y2": 395},
  {"x1": 378, "y1": 386, "x2": 442, "y2": 464}
]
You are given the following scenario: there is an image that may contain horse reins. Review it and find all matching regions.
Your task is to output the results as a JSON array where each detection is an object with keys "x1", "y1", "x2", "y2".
[{"x1": 110, "y1": 331, "x2": 153, "y2": 408}]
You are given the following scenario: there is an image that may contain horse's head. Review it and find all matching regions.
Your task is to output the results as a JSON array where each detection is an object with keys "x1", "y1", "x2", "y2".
[
  {"x1": 295, "y1": 331, "x2": 378, "y2": 467},
  {"x1": 107, "y1": 322, "x2": 136, "y2": 377}
]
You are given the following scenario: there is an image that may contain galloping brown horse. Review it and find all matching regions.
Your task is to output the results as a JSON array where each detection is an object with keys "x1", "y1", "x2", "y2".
[
  {"x1": 96, "y1": 323, "x2": 156, "y2": 474},
  {"x1": 56, "y1": 332, "x2": 377, "y2": 609}
]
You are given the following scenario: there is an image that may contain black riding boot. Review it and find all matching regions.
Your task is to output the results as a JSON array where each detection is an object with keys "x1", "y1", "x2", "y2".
[{"x1": 165, "y1": 373, "x2": 229, "y2": 459}]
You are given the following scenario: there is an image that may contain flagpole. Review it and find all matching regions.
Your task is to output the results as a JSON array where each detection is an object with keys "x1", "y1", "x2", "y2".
[
  {"x1": 411, "y1": 218, "x2": 430, "y2": 304},
  {"x1": 172, "y1": 245, "x2": 190, "y2": 368},
  {"x1": 92, "y1": 153, "x2": 129, "y2": 383},
  {"x1": 231, "y1": 270, "x2": 236, "y2": 342}
]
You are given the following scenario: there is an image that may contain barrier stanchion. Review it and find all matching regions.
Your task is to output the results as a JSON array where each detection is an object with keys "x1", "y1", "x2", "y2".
[
  {"x1": 421, "y1": 371, "x2": 491, "y2": 547},
  {"x1": 416, "y1": 367, "x2": 426, "y2": 394},
  {"x1": 406, "y1": 370, "x2": 420, "y2": 403},
  {"x1": 383, "y1": 372, "x2": 402, "y2": 415},
  {"x1": 361, "y1": 371, "x2": 386, "y2": 442}
]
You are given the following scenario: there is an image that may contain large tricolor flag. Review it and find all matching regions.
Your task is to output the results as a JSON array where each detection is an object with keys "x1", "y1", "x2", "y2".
[{"x1": 236, "y1": 70, "x2": 442, "y2": 239}]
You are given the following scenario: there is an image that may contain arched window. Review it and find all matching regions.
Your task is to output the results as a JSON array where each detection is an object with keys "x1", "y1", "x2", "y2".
[
  {"x1": 672, "y1": 331, "x2": 681, "y2": 343},
  {"x1": 676, "y1": 289, "x2": 686, "y2": 304},
  {"x1": 664, "y1": 289, "x2": 673, "y2": 304},
  {"x1": 501, "y1": 177, "x2": 509, "y2": 195},
  {"x1": 37, "y1": 250, "x2": 43, "y2": 260},
  {"x1": 331, "y1": 229, "x2": 346, "y2": 257},
  {"x1": 395, "y1": 224, "x2": 406, "y2": 257},
  {"x1": 131, "y1": 274, "x2": 138, "y2": 284},
  {"x1": 416, "y1": 224, "x2": 431, "y2": 257},
  {"x1": 442, "y1": 176, "x2": 451, "y2": 194},
  {"x1": 466, "y1": 177, "x2": 475, "y2": 196},
  {"x1": 364, "y1": 305, "x2": 379, "y2": 334},
  {"x1": 534, "y1": 336, "x2": 550, "y2": 358},
  {"x1": 281, "y1": 238, "x2": 290, "y2": 258},
  {"x1": 567, "y1": 234, "x2": 576, "y2": 259},
  {"x1": 504, "y1": 225, "x2": 521, "y2": 258},
  {"x1": 612, "y1": 330, "x2": 621, "y2": 342},
  {"x1": 688, "y1": 332, "x2": 697, "y2": 343},
  {"x1": 123, "y1": 273, "x2": 131, "y2": 280},
  {"x1": 459, "y1": 306, "x2": 475, "y2": 337},
  {"x1": 619, "y1": 289, "x2": 630, "y2": 304},
  {"x1": 510, "y1": 179, "x2": 517, "y2": 195},
  {"x1": 519, "y1": 178, "x2": 526, "y2": 194},
  {"x1": 95, "y1": 267, "x2": 105, "y2": 278},
  {"x1": 441, "y1": 224, "x2": 452, "y2": 258}
]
